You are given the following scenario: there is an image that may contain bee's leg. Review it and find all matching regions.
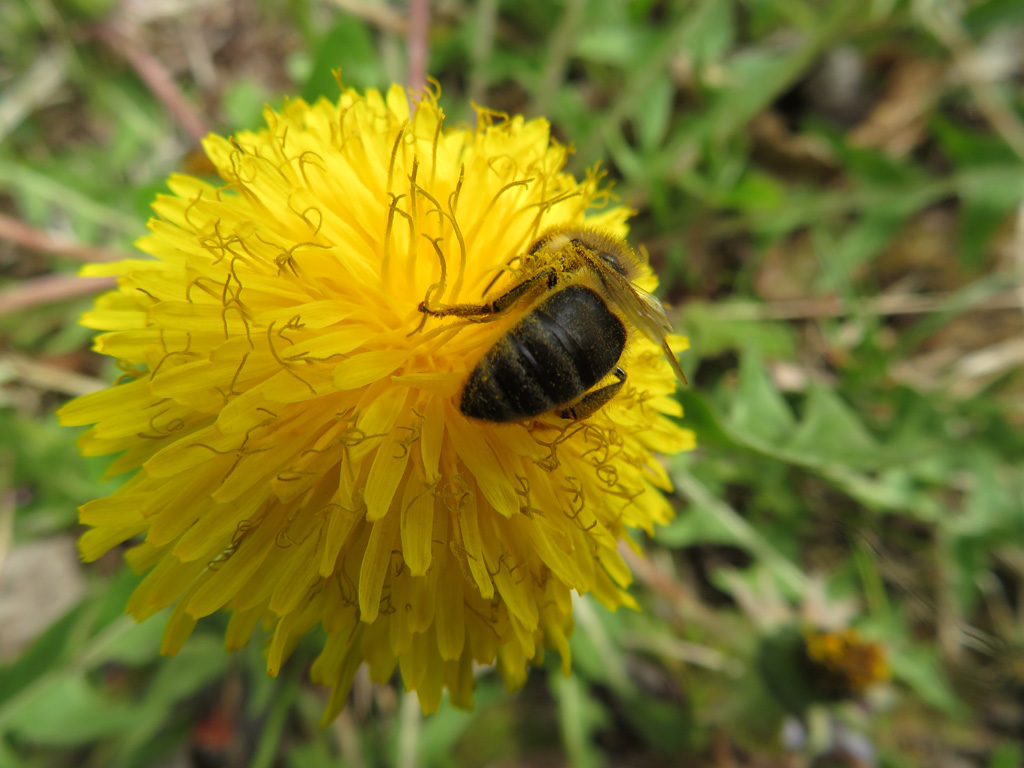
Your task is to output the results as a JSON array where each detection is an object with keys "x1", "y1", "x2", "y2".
[
  {"x1": 557, "y1": 367, "x2": 627, "y2": 420},
  {"x1": 418, "y1": 268, "x2": 559, "y2": 321}
]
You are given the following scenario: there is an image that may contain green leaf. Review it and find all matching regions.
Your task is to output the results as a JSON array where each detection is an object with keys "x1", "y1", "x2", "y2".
[
  {"x1": 783, "y1": 385, "x2": 881, "y2": 469},
  {"x1": 5, "y1": 673, "x2": 141, "y2": 746},
  {"x1": 3, "y1": 414, "x2": 121, "y2": 535},
  {"x1": 815, "y1": 210, "x2": 906, "y2": 291},
  {"x1": 675, "y1": 389, "x2": 738, "y2": 449},
  {"x1": 551, "y1": 673, "x2": 608, "y2": 768},
  {"x1": 683, "y1": 0, "x2": 734, "y2": 66},
  {"x1": 574, "y1": 25, "x2": 643, "y2": 66},
  {"x1": 0, "y1": 604, "x2": 86, "y2": 709},
  {"x1": 953, "y1": 452, "x2": 1020, "y2": 536},
  {"x1": 636, "y1": 74, "x2": 675, "y2": 152},
  {"x1": 0, "y1": 739, "x2": 31, "y2": 768},
  {"x1": 302, "y1": 16, "x2": 386, "y2": 101},
  {"x1": 669, "y1": 467, "x2": 806, "y2": 596},
  {"x1": 964, "y1": 0, "x2": 1024, "y2": 33},
  {"x1": 618, "y1": 695, "x2": 692, "y2": 753},
  {"x1": 888, "y1": 645, "x2": 962, "y2": 717},
  {"x1": 570, "y1": 598, "x2": 632, "y2": 694},
  {"x1": 95, "y1": 615, "x2": 166, "y2": 667},
  {"x1": 717, "y1": 170, "x2": 786, "y2": 212},
  {"x1": 287, "y1": 741, "x2": 339, "y2": 768},
  {"x1": 412, "y1": 677, "x2": 505, "y2": 767},
  {"x1": 756, "y1": 626, "x2": 818, "y2": 716},
  {"x1": 656, "y1": 501, "x2": 751, "y2": 548},
  {"x1": 989, "y1": 743, "x2": 1024, "y2": 768},
  {"x1": 725, "y1": 352, "x2": 796, "y2": 445},
  {"x1": 956, "y1": 169, "x2": 1024, "y2": 271},
  {"x1": 146, "y1": 636, "x2": 232, "y2": 706},
  {"x1": 683, "y1": 303, "x2": 797, "y2": 359},
  {"x1": 251, "y1": 678, "x2": 299, "y2": 768},
  {"x1": 933, "y1": 116, "x2": 1024, "y2": 266},
  {"x1": 222, "y1": 78, "x2": 276, "y2": 132}
]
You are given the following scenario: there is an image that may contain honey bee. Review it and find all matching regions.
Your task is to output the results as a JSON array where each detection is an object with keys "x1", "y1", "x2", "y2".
[{"x1": 418, "y1": 226, "x2": 687, "y2": 422}]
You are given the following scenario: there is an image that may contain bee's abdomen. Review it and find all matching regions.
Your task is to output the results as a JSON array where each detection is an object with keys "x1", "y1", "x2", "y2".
[{"x1": 460, "y1": 285, "x2": 626, "y2": 422}]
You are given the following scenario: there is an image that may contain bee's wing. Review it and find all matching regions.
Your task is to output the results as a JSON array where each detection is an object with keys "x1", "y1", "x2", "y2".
[
  {"x1": 602, "y1": 270, "x2": 689, "y2": 384},
  {"x1": 601, "y1": 269, "x2": 671, "y2": 341}
]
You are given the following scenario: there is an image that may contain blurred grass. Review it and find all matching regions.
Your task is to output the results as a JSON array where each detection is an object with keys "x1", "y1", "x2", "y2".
[{"x1": 2, "y1": 0, "x2": 1024, "y2": 766}]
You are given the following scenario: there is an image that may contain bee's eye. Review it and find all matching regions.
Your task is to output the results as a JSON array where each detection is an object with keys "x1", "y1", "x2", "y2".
[{"x1": 594, "y1": 249, "x2": 627, "y2": 277}]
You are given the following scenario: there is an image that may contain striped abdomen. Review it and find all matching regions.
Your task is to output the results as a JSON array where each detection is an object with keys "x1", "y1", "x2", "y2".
[{"x1": 460, "y1": 284, "x2": 626, "y2": 422}]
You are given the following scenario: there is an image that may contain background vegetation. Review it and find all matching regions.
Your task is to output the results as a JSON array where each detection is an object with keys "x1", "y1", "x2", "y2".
[{"x1": 2, "y1": 0, "x2": 1024, "y2": 766}]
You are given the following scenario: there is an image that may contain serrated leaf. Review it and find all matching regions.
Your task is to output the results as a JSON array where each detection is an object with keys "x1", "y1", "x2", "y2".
[
  {"x1": 953, "y1": 453, "x2": 1019, "y2": 536},
  {"x1": 670, "y1": 468, "x2": 806, "y2": 596},
  {"x1": 816, "y1": 210, "x2": 906, "y2": 290},
  {"x1": 675, "y1": 389, "x2": 737, "y2": 448},
  {"x1": 783, "y1": 385, "x2": 880, "y2": 468},
  {"x1": 823, "y1": 465, "x2": 942, "y2": 521}
]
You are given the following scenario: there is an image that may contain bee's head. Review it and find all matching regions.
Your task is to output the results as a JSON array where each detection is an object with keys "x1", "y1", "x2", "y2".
[{"x1": 529, "y1": 226, "x2": 643, "y2": 279}]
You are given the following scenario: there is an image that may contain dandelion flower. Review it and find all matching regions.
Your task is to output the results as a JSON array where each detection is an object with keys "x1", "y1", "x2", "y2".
[
  {"x1": 59, "y1": 84, "x2": 694, "y2": 716},
  {"x1": 801, "y1": 627, "x2": 890, "y2": 699}
]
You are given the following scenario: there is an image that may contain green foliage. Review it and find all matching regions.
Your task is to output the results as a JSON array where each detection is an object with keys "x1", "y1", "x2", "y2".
[{"x1": 4, "y1": 0, "x2": 1024, "y2": 765}]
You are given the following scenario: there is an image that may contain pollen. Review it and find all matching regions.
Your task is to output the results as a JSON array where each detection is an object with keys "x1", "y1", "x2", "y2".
[{"x1": 59, "y1": 84, "x2": 696, "y2": 717}]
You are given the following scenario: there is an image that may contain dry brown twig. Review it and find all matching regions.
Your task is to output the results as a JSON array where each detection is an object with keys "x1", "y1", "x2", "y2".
[
  {"x1": 406, "y1": 0, "x2": 429, "y2": 96},
  {"x1": 0, "y1": 274, "x2": 117, "y2": 316},
  {"x1": 0, "y1": 352, "x2": 105, "y2": 397},
  {"x1": 1014, "y1": 198, "x2": 1024, "y2": 321},
  {"x1": 0, "y1": 462, "x2": 12, "y2": 580},
  {"x1": 0, "y1": 213, "x2": 124, "y2": 263},
  {"x1": 0, "y1": 213, "x2": 127, "y2": 313}
]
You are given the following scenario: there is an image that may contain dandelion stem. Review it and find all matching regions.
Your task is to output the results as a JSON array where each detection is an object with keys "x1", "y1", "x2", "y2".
[{"x1": 396, "y1": 690, "x2": 421, "y2": 768}]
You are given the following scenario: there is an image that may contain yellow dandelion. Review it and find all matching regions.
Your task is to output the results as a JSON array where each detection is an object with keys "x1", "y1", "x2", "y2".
[
  {"x1": 58, "y1": 84, "x2": 694, "y2": 717},
  {"x1": 802, "y1": 627, "x2": 890, "y2": 698}
]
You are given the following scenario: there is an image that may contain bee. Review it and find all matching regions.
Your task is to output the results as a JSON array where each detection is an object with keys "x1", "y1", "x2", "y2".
[{"x1": 418, "y1": 226, "x2": 687, "y2": 422}]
